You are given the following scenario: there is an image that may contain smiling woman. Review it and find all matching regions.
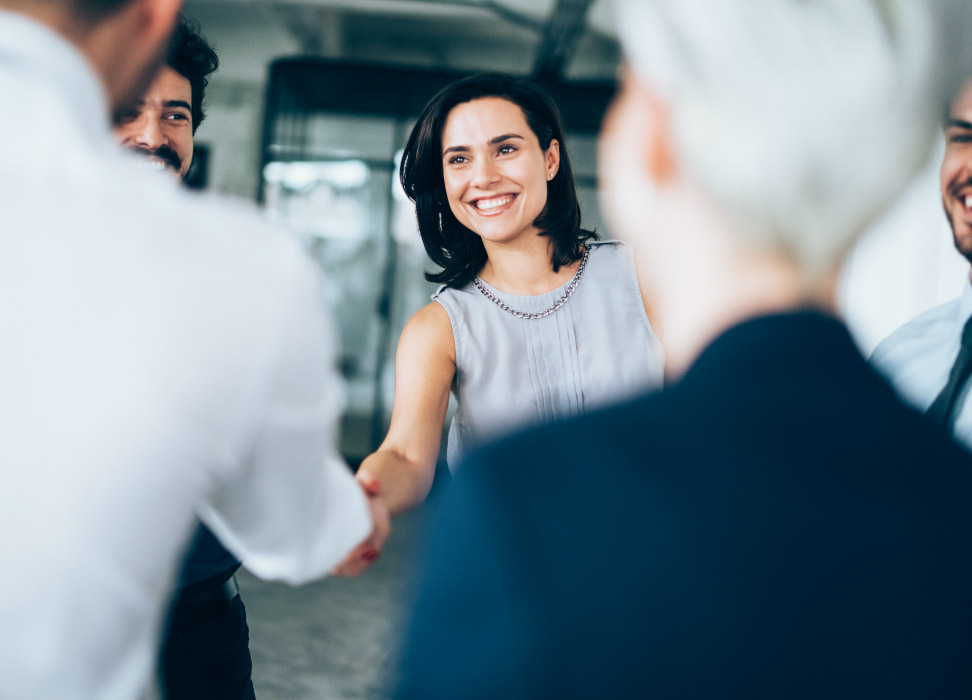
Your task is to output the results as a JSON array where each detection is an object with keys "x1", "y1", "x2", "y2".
[
  {"x1": 331, "y1": 73, "x2": 666, "y2": 576},
  {"x1": 403, "y1": 73, "x2": 589, "y2": 289},
  {"x1": 441, "y1": 97, "x2": 558, "y2": 255}
]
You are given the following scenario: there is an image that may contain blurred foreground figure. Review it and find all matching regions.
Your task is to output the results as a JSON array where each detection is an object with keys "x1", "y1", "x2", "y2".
[
  {"x1": 397, "y1": 1, "x2": 972, "y2": 698},
  {"x1": 873, "y1": 76, "x2": 972, "y2": 447},
  {"x1": 0, "y1": 1, "x2": 383, "y2": 698},
  {"x1": 112, "y1": 16, "x2": 257, "y2": 699}
]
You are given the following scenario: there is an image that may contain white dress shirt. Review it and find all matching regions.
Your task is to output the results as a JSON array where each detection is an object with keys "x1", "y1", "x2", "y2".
[
  {"x1": 0, "y1": 11, "x2": 369, "y2": 699},
  {"x1": 871, "y1": 275, "x2": 972, "y2": 448}
]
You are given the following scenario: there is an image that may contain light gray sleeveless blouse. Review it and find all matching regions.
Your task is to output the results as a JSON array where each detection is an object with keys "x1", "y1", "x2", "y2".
[{"x1": 433, "y1": 240, "x2": 664, "y2": 469}]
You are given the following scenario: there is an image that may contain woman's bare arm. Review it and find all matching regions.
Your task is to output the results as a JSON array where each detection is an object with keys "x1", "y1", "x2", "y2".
[
  {"x1": 331, "y1": 301, "x2": 455, "y2": 575},
  {"x1": 360, "y1": 301, "x2": 455, "y2": 514}
]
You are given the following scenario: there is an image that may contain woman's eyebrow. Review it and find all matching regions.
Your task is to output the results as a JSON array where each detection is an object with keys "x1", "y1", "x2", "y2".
[
  {"x1": 442, "y1": 133, "x2": 524, "y2": 157},
  {"x1": 488, "y1": 133, "x2": 524, "y2": 145}
]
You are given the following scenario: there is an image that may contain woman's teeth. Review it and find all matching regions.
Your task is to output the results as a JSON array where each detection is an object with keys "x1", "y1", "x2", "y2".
[{"x1": 473, "y1": 194, "x2": 515, "y2": 214}]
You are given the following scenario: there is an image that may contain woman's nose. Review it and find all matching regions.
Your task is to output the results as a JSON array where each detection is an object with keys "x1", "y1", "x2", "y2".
[{"x1": 470, "y1": 157, "x2": 500, "y2": 188}]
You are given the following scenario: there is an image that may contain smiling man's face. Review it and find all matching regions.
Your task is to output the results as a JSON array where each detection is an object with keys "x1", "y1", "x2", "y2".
[
  {"x1": 114, "y1": 66, "x2": 194, "y2": 179},
  {"x1": 941, "y1": 76, "x2": 972, "y2": 263}
]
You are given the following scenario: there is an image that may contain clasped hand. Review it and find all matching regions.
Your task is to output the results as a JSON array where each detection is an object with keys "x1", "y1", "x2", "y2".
[{"x1": 331, "y1": 473, "x2": 391, "y2": 577}]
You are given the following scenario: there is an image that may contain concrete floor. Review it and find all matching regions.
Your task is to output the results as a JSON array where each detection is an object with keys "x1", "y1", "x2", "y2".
[{"x1": 240, "y1": 506, "x2": 431, "y2": 700}]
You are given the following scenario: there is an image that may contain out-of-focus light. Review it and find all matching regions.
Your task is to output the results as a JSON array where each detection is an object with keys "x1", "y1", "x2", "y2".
[{"x1": 262, "y1": 160, "x2": 370, "y2": 191}]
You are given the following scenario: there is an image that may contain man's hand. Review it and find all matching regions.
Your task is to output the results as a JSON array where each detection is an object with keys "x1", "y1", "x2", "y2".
[{"x1": 331, "y1": 472, "x2": 391, "y2": 577}]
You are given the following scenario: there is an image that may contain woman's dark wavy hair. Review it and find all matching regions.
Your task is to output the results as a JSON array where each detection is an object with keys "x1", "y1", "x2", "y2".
[{"x1": 400, "y1": 72, "x2": 596, "y2": 288}]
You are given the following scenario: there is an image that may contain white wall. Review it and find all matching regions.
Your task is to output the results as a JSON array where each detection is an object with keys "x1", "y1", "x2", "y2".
[{"x1": 195, "y1": 80, "x2": 266, "y2": 199}]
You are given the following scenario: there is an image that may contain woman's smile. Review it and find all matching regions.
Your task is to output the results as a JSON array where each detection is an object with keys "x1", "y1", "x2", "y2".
[
  {"x1": 441, "y1": 96, "x2": 559, "y2": 245},
  {"x1": 468, "y1": 193, "x2": 518, "y2": 216}
]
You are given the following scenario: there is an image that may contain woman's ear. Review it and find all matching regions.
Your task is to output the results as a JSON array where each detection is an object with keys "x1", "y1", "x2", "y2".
[{"x1": 545, "y1": 139, "x2": 561, "y2": 180}]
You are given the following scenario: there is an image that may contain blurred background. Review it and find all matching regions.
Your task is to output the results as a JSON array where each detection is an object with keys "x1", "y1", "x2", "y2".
[{"x1": 168, "y1": 2, "x2": 968, "y2": 697}]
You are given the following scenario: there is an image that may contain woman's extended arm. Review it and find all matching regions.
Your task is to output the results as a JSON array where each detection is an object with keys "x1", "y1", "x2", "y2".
[
  {"x1": 331, "y1": 301, "x2": 456, "y2": 576},
  {"x1": 360, "y1": 301, "x2": 455, "y2": 514}
]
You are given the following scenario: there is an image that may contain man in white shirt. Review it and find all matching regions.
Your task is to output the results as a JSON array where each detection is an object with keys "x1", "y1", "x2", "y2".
[
  {"x1": 872, "y1": 74, "x2": 972, "y2": 445},
  {"x1": 0, "y1": 0, "x2": 387, "y2": 698}
]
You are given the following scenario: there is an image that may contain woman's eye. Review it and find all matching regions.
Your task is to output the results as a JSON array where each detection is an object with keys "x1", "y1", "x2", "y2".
[
  {"x1": 448, "y1": 155, "x2": 468, "y2": 165},
  {"x1": 165, "y1": 113, "x2": 189, "y2": 122},
  {"x1": 950, "y1": 134, "x2": 972, "y2": 144},
  {"x1": 497, "y1": 145, "x2": 516, "y2": 155}
]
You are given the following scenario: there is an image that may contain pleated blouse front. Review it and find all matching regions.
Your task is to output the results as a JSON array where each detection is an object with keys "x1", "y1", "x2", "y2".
[{"x1": 432, "y1": 240, "x2": 665, "y2": 469}]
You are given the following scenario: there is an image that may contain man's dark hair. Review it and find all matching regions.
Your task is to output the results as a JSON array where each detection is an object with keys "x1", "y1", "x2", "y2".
[
  {"x1": 399, "y1": 72, "x2": 595, "y2": 289},
  {"x1": 167, "y1": 14, "x2": 218, "y2": 134}
]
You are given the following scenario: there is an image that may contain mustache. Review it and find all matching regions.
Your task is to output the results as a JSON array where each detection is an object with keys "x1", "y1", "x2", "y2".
[
  {"x1": 130, "y1": 145, "x2": 182, "y2": 172},
  {"x1": 948, "y1": 178, "x2": 972, "y2": 197}
]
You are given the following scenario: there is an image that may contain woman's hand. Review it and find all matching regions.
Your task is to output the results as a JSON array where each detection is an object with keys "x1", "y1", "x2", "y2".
[{"x1": 331, "y1": 473, "x2": 391, "y2": 577}]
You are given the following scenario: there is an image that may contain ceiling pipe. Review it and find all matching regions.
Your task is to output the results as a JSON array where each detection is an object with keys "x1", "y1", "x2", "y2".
[
  {"x1": 531, "y1": 0, "x2": 594, "y2": 82},
  {"x1": 262, "y1": 0, "x2": 546, "y2": 32},
  {"x1": 267, "y1": 0, "x2": 547, "y2": 58}
]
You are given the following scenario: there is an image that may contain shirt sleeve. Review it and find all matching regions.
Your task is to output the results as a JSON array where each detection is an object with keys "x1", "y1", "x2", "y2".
[{"x1": 195, "y1": 250, "x2": 370, "y2": 585}]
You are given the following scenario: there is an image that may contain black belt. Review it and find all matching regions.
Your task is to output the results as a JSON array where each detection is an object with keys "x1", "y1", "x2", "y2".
[{"x1": 177, "y1": 572, "x2": 240, "y2": 607}]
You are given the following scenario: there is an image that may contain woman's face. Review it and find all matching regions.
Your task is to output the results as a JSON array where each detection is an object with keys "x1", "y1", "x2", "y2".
[{"x1": 440, "y1": 97, "x2": 559, "y2": 247}]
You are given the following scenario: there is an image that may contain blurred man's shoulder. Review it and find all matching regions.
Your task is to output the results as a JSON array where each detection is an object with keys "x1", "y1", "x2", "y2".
[
  {"x1": 178, "y1": 189, "x2": 306, "y2": 267},
  {"x1": 110, "y1": 161, "x2": 314, "y2": 288}
]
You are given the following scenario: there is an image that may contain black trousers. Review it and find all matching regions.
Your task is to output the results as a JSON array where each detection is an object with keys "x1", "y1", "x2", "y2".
[{"x1": 159, "y1": 578, "x2": 256, "y2": 700}]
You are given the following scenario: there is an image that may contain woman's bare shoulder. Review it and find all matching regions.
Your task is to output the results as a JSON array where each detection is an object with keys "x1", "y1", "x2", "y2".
[
  {"x1": 408, "y1": 300, "x2": 453, "y2": 332},
  {"x1": 399, "y1": 301, "x2": 456, "y2": 363}
]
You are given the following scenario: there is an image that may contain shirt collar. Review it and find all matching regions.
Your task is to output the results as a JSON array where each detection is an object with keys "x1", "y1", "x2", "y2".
[
  {"x1": 957, "y1": 274, "x2": 972, "y2": 327},
  {"x1": 0, "y1": 9, "x2": 112, "y2": 147}
]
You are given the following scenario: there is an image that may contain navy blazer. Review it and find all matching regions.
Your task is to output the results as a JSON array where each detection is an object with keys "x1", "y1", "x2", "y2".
[{"x1": 397, "y1": 311, "x2": 972, "y2": 699}]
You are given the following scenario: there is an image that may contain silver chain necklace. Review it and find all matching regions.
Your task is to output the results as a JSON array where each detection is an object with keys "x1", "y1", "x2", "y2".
[{"x1": 473, "y1": 246, "x2": 591, "y2": 320}]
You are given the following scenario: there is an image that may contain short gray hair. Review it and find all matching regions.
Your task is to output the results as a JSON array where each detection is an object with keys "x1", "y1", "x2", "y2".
[{"x1": 613, "y1": 0, "x2": 972, "y2": 278}]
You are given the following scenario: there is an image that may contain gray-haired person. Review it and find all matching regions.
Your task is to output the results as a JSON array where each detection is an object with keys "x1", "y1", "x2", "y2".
[{"x1": 396, "y1": 1, "x2": 972, "y2": 698}]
